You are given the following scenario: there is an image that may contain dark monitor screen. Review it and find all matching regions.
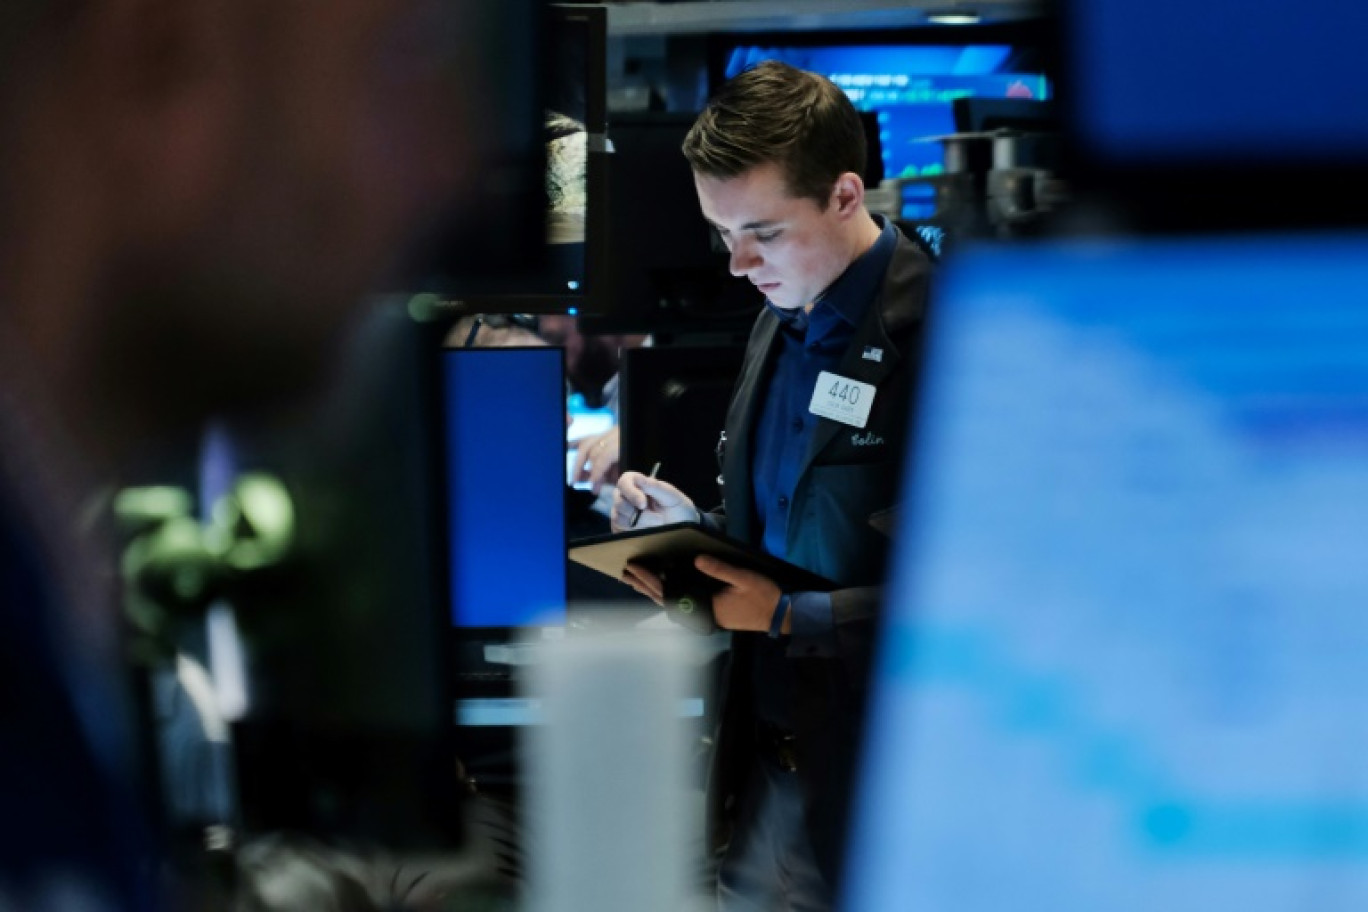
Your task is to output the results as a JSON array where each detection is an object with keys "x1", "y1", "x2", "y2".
[
  {"x1": 844, "y1": 233, "x2": 1368, "y2": 909},
  {"x1": 589, "y1": 113, "x2": 763, "y2": 335},
  {"x1": 442, "y1": 347, "x2": 567, "y2": 628},
  {"x1": 619, "y1": 345, "x2": 747, "y2": 512},
  {"x1": 716, "y1": 41, "x2": 1051, "y2": 181},
  {"x1": 224, "y1": 306, "x2": 461, "y2": 847},
  {"x1": 953, "y1": 96, "x2": 1058, "y2": 134}
]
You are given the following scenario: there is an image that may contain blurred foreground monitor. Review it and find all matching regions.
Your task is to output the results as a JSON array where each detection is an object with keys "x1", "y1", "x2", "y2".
[
  {"x1": 846, "y1": 233, "x2": 1368, "y2": 910},
  {"x1": 223, "y1": 305, "x2": 462, "y2": 849},
  {"x1": 1062, "y1": 0, "x2": 1368, "y2": 229},
  {"x1": 1068, "y1": 0, "x2": 1368, "y2": 169}
]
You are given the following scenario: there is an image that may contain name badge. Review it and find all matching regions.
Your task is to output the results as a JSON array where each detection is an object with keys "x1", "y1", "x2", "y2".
[{"x1": 809, "y1": 371, "x2": 876, "y2": 428}]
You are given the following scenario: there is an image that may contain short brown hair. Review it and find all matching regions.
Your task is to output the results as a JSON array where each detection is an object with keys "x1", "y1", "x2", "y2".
[{"x1": 682, "y1": 60, "x2": 867, "y2": 209}]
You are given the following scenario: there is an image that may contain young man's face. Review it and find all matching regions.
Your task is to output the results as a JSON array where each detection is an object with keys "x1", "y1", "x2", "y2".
[{"x1": 693, "y1": 161, "x2": 852, "y2": 312}]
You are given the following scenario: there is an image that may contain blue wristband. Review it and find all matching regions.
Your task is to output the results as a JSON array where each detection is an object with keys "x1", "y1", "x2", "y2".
[{"x1": 768, "y1": 592, "x2": 791, "y2": 639}]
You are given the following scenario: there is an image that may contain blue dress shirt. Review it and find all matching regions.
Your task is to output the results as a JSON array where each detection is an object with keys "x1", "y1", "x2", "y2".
[{"x1": 749, "y1": 215, "x2": 896, "y2": 726}]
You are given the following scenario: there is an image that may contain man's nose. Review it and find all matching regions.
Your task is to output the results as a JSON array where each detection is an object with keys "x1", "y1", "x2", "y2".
[{"x1": 729, "y1": 240, "x2": 760, "y2": 277}]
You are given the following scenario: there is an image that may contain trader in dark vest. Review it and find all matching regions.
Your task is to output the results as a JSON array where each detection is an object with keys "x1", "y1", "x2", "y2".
[{"x1": 613, "y1": 61, "x2": 932, "y2": 911}]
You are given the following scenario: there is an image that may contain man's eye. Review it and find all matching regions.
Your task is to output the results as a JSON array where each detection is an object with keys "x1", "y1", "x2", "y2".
[{"x1": 755, "y1": 231, "x2": 781, "y2": 243}]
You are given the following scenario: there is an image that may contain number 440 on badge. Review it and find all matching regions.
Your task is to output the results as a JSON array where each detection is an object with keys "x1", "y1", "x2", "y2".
[{"x1": 808, "y1": 370, "x2": 876, "y2": 428}]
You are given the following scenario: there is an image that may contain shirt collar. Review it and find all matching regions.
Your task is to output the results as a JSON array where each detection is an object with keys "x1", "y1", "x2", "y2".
[{"x1": 765, "y1": 214, "x2": 897, "y2": 336}]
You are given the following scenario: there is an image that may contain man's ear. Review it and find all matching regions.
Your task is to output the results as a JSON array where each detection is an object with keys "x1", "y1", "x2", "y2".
[
  {"x1": 77, "y1": 0, "x2": 243, "y2": 235},
  {"x1": 831, "y1": 171, "x2": 866, "y2": 219}
]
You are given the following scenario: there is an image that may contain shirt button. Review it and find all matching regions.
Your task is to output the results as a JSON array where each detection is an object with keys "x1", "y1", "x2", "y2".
[
  {"x1": 791, "y1": 417, "x2": 804, "y2": 433},
  {"x1": 777, "y1": 496, "x2": 789, "y2": 509}
]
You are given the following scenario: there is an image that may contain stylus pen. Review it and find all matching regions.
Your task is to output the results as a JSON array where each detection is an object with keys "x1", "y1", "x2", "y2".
[{"x1": 628, "y1": 461, "x2": 662, "y2": 528}]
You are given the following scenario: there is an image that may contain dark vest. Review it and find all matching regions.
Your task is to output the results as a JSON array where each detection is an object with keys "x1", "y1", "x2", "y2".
[{"x1": 708, "y1": 228, "x2": 933, "y2": 885}]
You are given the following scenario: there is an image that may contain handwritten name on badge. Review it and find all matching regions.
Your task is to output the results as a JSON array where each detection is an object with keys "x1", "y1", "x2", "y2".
[{"x1": 809, "y1": 370, "x2": 876, "y2": 428}]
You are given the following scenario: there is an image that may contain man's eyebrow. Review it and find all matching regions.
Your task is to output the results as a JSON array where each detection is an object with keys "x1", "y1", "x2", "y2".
[{"x1": 706, "y1": 218, "x2": 783, "y2": 232}]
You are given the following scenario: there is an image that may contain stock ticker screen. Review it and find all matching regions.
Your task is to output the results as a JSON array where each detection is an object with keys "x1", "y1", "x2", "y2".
[
  {"x1": 721, "y1": 44, "x2": 1049, "y2": 181},
  {"x1": 845, "y1": 233, "x2": 1368, "y2": 911}
]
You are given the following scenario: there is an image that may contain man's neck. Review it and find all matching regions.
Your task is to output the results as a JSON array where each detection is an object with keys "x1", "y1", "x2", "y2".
[
  {"x1": 803, "y1": 209, "x2": 884, "y2": 313},
  {"x1": 851, "y1": 208, "x2": 884, "y2": 261}
]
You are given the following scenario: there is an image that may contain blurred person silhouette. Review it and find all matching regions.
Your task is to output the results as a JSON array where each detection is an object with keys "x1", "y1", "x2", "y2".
[
  {"x1": 446, "y1": 313, "x2": 546, "y2": 350},
  {"x1": 538, "y1": 315, "x2": 647, "y2": 412},
  {"x1": 231, "y1": 832, "x2": 516, "y2": 912},
  {"x1": 567, "y1": 424, "x2": 620, "y2": 496},
  {"x1": 540, "y1": 316, "x2": 648, "y2": 501},
  {"x1": 0, "y1": 0, "x2": 475, "y2": 907}
]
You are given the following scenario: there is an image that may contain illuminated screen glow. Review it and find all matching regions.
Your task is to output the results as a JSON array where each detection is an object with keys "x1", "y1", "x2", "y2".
[
  {"x1": 846, "y1": 233, "x2": 1368, "y2": 911},
  {"x1": 1073, "y1": 0, "x2": 1368, "y2": 163},
  {"x1": 444, "y1": 347, "x2": 567, "y2": 628},
  {"x1": 724, "y1": 45, "x2": 1049, "y2": 179}
]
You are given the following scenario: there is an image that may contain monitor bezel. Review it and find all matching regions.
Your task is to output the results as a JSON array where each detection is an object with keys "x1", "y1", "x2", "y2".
[{"x1": 416, "y1": 4, "x2": 610, "y2": 314}]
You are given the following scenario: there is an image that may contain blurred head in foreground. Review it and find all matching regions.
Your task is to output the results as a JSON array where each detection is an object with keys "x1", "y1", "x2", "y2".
[
  {"x1": 0, "y1": 0, "x2": 476, "y2": 469},
  {"x1": 0, "y1": 0, "x2": 483, "y2": 906}
]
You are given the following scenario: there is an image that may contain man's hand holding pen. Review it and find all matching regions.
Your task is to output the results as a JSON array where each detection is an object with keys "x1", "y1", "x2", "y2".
[
  {"x1": 612, "y1": 467, "x2": 699, "y2": 606},
  {"x1": 626, "y1": 460, "x2": 662, "y2": 527},
  {"x1": 611, "y1": 468, "x2": 786, "y2": 632},
  {"x1": 610, "y1": 468, "x2": 698, "y2": 532}
]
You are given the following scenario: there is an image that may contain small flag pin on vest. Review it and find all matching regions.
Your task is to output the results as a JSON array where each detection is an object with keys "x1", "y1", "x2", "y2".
[{"x1": 862, "y1": 346, "x2": 883, "y2": 362}]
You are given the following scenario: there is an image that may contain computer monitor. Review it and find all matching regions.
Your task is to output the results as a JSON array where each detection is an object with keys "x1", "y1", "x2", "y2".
[
  {"x1": 618, "y1": 345, "x2": 747, "y2": 512},
  {"x1": 582, "y1": 113, "x2": 763, "y2": 336},
  {"x1": 1069, "y1": 0, "x2": 1368, "y2": 168},
  {"x1": 844, "y1": 232, "x2": 1368, "y2": 910},
  {"x1": 410, "y1": 4, "x2": 609, "y2": 314},
  {"x1": 713, "y1": 28, "x2": 1053, "y2": 184},
  {"x1": 225, "y1": 305, "x2": 461, "y2": 848},
  {"x1": 444, "y1": 347, "x2": 712, "y2": 756},
  {"x1": 441, "y1": 346, "x2": 567, "y2": 629},
  {"x1": 953, "y1": 96, "x2": 1059, "y2": 140},
  {"x1": 1061, "y1": 0, "x2": 1368, "y2": 231}
]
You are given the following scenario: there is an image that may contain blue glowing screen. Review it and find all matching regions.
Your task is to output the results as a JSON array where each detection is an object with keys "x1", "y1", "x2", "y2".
[
  {"x1": 724, "y1": 45, "x2": 1049, "y2": 180},
  {"x1": 846, "y1": 233, "x2": 1368, "y2": 910},
  {"x1": 443, "y1": 347, "x2": 567, "y2": 628},
  {"x1": 1073, "y1": 0, "x2": 1368, "y2": 163}
]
